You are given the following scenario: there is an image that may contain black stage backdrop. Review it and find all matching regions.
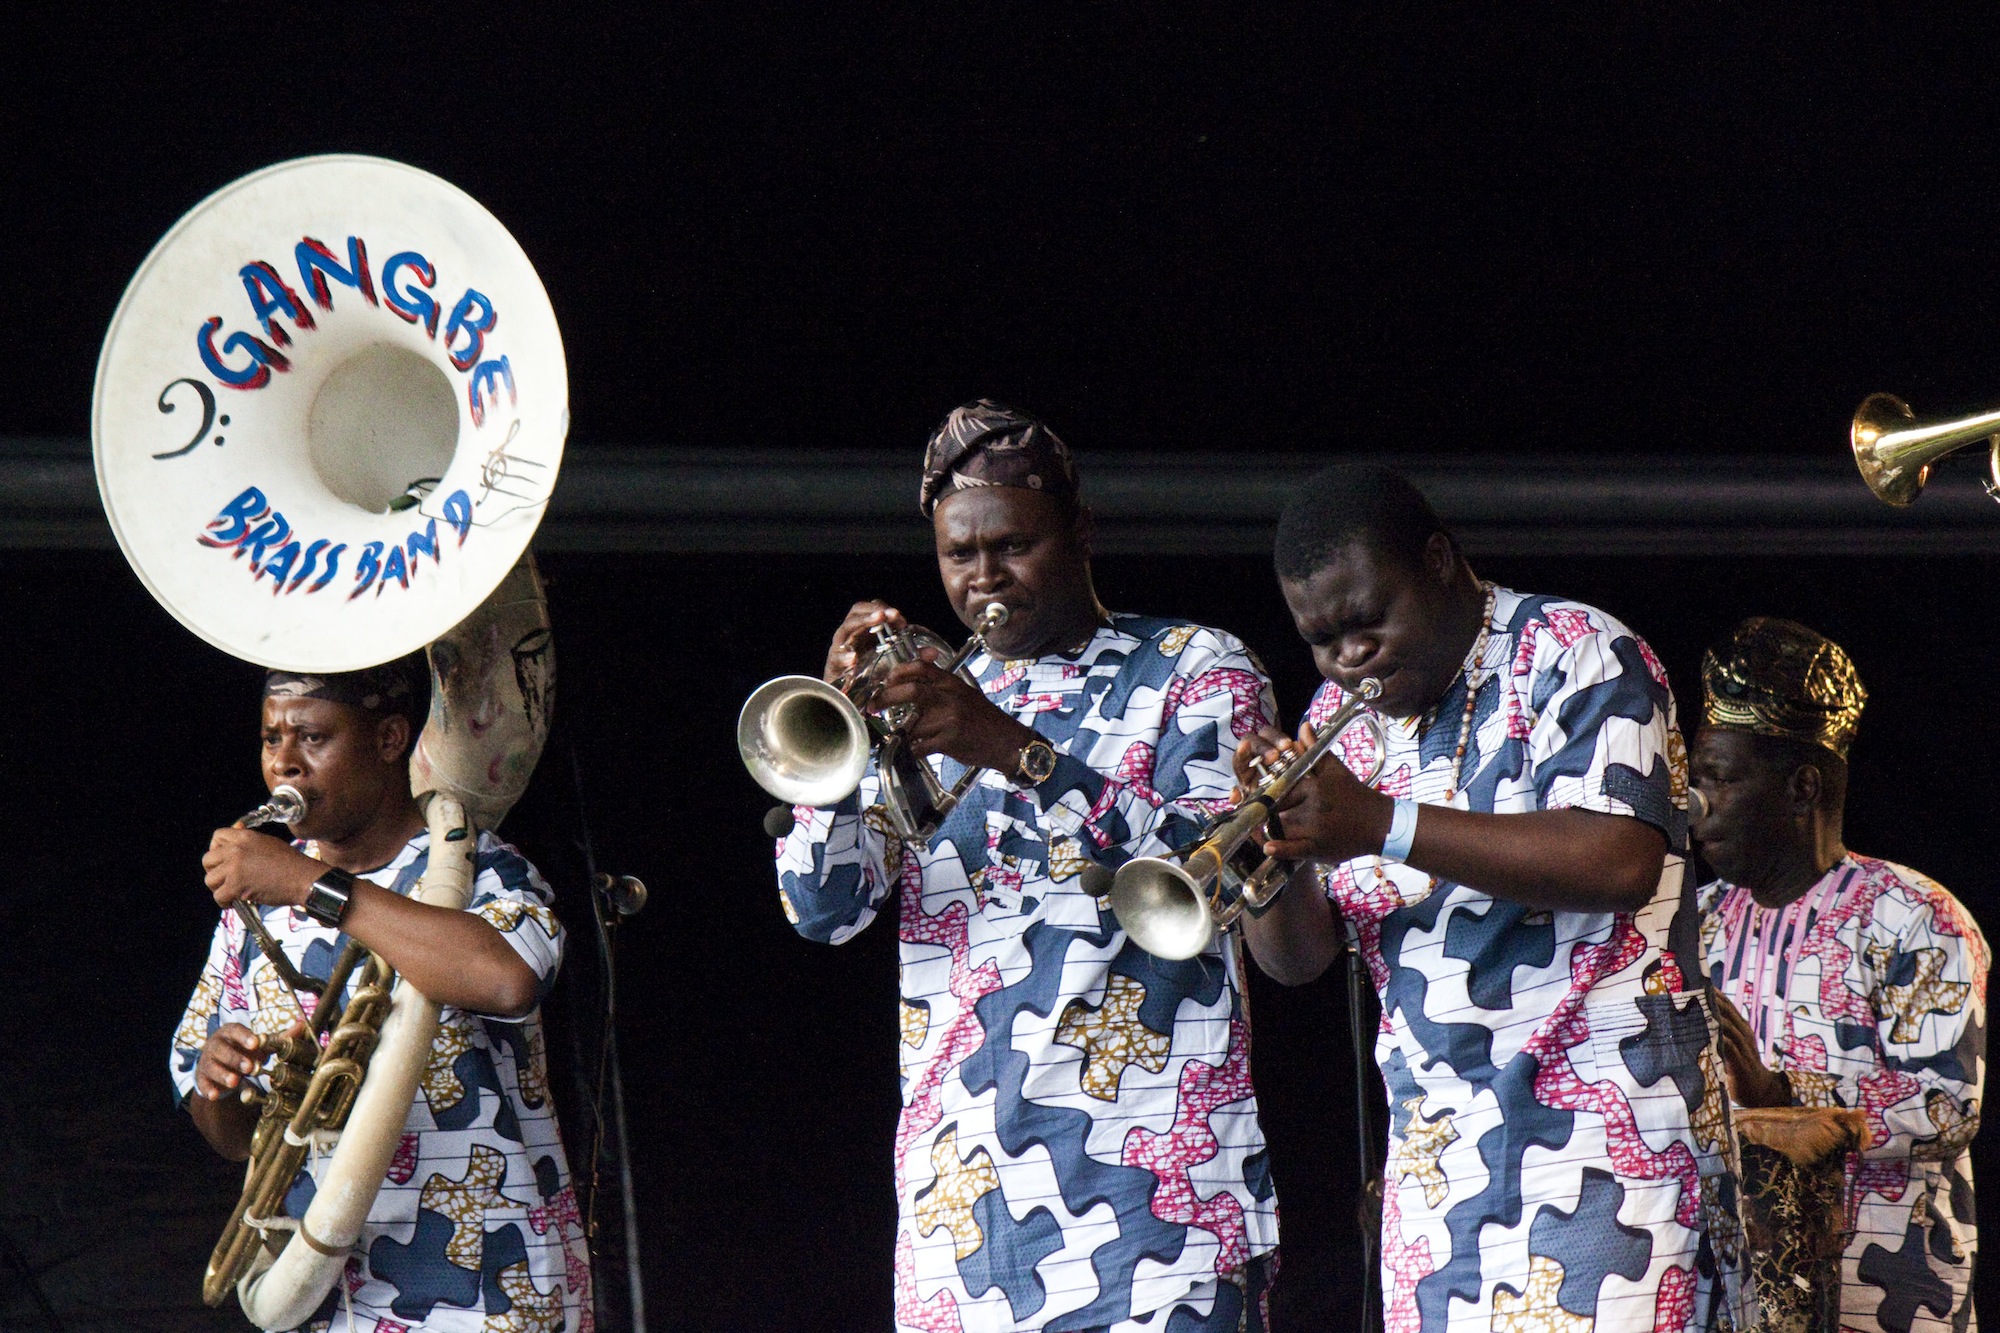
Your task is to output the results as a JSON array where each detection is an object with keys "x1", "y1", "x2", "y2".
[
  {"x1": 2, "y1": 545, "x2": 1994, "y2": 1330},
  {"x1": 11, "y1": 6, "x2": 2000, "y2": 1330}
]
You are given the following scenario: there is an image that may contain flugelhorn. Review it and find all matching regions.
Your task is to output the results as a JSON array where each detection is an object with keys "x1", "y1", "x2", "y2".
[
  {"x1": 1851, "y1": 392, "x2": 2000, "y2": 506},
  {"x1": 1111, "y1": 678, "x2": 1386, "y2": 961},
  {"x1": 739, "y1": 602, "x2": 1008, "y2": 840}
]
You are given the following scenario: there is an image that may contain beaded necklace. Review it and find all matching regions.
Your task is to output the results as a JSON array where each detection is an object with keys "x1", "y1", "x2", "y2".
[
  {"x1": 1440, "y1": 581, "x2": 1499, "y2": 802},
  {"x1": 1372, "y1": 580, "x2": 1497, "y2": 897}
]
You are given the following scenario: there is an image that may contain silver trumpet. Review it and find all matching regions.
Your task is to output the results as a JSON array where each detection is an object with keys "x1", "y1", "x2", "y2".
[
  {"x1": 1111, "y1": 678, "x2": 1386, "y2": 961},
  {"x1": 739, "y1": 603, "x2": 1009, "y2": 840}
]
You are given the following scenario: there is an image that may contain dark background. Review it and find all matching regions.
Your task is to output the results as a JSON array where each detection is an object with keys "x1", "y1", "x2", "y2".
[{"x1": 6, "y1": 6, "x2": 2000, "y2": 1331}]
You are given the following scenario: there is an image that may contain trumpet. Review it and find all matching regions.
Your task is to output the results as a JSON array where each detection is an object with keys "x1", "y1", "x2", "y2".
[
  {"x1": 1111, "y1": 678, "x2": 1386, "y2": 961},
  {"x1": 739, "y1": 602, "x2": 1009, "y2": 840},
  {"x1": 1851, "y1": 392, "x2": 2000, "y2": 506}
]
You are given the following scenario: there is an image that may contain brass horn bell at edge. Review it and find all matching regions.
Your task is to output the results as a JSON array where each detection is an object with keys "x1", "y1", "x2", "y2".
[{"x1": 1851, "y1": 392, "x2": 2000, "y2": 506}]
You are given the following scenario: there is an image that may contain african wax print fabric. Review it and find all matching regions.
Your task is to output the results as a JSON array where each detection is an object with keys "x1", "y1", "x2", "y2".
[
  {"x1": 1304, "y1": 586, "x2": 1716, "y2": 1333},
  {"x1": 1698, "y1": 855, "x2": 1988, "y2": 1333},
  {"x1": 1083, "y1": 1252, "x2": 1272, "y2": 1332},
  {"x1": 171, "y1": 831, "x2": 589, "y2": 1333},
  {"x1": 776, "y1": 614, "x2": 1281, "y2": 1333}
]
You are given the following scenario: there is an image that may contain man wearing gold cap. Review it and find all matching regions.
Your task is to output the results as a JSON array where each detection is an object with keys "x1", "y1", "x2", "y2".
[{"x1": 1692, "y1": 617, "x2": 1987, "y2": 1333}]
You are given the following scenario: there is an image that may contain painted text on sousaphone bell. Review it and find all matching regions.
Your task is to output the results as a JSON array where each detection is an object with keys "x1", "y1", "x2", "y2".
[
  {"x1": 197, "y1": 482, "x2": 477, "y2": 599},
  {"x1": 194, "y1": 233, "x2": 518, "y2": 428}
]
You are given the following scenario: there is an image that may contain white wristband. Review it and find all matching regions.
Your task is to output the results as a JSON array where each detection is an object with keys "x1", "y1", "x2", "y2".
[{"x1": 1380, "y1": 798, "x2": 1419, "y2": 863}]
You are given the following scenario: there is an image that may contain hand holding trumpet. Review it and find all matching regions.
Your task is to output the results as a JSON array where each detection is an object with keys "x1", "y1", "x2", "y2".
[
  {"x1": 821, "y1": 600, "x2": 1036, "y2": 773},
  {"x1": 1231, "y1": 722, "x2": 1395, "y2": 867}
]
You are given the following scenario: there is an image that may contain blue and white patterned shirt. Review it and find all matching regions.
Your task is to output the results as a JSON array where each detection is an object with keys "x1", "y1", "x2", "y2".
[
  {"x1": 172, "y1": 830, "x2": 590, "y2": 1333},
  {"x1": 1307, "y1": 586, "x2": 1715, "y2": 1333},
  {"x1": 777, "y1": 614, "x2": 1281, "y2": 1333}
]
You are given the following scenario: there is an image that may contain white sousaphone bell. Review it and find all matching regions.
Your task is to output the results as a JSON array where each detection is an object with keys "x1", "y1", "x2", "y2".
[
  {"x1": 93, "y1": 155, "x2": 566, "y2": 1327},
  {"x1": 95, "y1": 154, "x2": 565, "y2": 670}
]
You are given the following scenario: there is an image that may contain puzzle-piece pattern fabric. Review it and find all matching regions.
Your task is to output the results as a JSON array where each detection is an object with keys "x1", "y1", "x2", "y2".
[
  {"x1": 1701, "y1": 855, "x2": 1988, "y2": 1333},
  {"x1": 1307, "y1": 587, "x2": 1714, "y2": 1333},
  {"x1": 171, "y1": 830, "x2": 590, "y2": 1331},
  {"x1": 779, "y1": 615, "x2": 1280, "y2": 1332}
]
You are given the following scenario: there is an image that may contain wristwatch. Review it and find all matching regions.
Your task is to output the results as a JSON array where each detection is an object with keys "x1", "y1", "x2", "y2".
[
  {"x1": 303, "y1": 867, "x2": 359, "y2": 928},
  {"x1": 1013, "y1": 737, "x2": 1058, "y2": 785}
]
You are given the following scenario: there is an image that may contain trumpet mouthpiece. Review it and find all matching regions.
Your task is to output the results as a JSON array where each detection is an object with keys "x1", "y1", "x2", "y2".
[{"x1": 979, "y1": 603, "x2": 1009, "y2": 630}]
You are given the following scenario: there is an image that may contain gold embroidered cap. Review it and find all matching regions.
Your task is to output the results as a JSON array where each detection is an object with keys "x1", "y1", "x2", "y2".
[{"x1": 1700, "y1": 617, "x2": 1866, "y2": 759}]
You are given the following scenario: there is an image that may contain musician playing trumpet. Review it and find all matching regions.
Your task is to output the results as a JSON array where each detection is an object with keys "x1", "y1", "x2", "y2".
[
  {"x1": 1235, "y1": 465, "x2": 1718, "y2": 1333},
  {"x1": 171, "y1": 661, "x2": 589, "y2": 1329},
  {"x1": 775, "y1": 402, "x2": 1281, "y2": 1333}
]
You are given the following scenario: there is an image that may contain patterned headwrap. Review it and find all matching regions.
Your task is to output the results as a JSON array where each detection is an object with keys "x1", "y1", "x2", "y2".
[
  {"x1": 1701, "y1": 617, "x2": 1866, "y2": 759},
  {"x1": 919, "y1": 399, "x2": 1081, "y2": 518},
  {"x1": 264, "y1": 652, "x2": 428, "y2": 725}
]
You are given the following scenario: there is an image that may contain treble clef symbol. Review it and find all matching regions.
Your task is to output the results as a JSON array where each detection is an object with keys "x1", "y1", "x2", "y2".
[{"x1": 152, "y1": 378, "x2": 230, "y2": 459}]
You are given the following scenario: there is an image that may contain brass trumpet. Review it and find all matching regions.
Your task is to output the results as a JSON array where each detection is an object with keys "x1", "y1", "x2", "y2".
[
  {"x1": 739, "y1": 603, "x2": 1009, "y2": 840},
  {"x1": 1111, "y1": 678, "x2": 1386, "y2": 961},
  {"x1": 1851, "y1": 392, "x2": 2000, "y2": 506}
]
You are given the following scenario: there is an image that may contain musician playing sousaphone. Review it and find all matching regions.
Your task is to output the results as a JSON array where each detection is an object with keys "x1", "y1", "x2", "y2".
[
  {"x1": 1691, "y1": 619, "x2": 1987, "y2": 1333},
  {"x1": 172, "y1": 659, "x2": 589, "y2": 1329},
  {"x1": 1233, "y1": 465, "x2": 1722, "y2": 1332},
  {"x1": 773, "y1": 402, "x2": 1281, "y2": 1332}
]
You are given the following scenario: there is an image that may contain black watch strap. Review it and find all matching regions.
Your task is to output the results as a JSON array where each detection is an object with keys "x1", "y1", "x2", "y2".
[{"x1": 303, "y1": 867, "x2": 359, "y2": 928}]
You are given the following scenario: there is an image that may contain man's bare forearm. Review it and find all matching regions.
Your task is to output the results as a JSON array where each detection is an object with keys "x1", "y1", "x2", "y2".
[
  {"x1": 341, "y1": 884, "x2": 540, "y2": 1017},
  {"x1": 1240, "y1": 863, "x2": 1342, "y2": 985},
  {"x1": 190, "y1": 1090, "x2": 258, "y2": 1161}
]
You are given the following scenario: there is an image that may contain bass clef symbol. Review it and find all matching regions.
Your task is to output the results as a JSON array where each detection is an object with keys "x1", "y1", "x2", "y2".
[{"x1": 152, "y1": 377, "x2": 231, "y2": 459}]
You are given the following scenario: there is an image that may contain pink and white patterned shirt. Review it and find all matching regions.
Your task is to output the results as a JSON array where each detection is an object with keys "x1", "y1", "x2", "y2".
[{"x1": 1700, "y1": 854, "x2": 1988, "y2": 1333}]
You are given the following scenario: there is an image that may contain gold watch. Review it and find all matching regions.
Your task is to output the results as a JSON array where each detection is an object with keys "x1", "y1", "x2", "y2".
[{"x1": 1013, "y1": 738, "x2": 1058, "y2": 785}]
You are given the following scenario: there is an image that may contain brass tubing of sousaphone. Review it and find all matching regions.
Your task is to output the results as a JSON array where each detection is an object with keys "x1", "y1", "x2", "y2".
[{"x1": 201, "y1": 952, "x2": 396, "y2": 1307}]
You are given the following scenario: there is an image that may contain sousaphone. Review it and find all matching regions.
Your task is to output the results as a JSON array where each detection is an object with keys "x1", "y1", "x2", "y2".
[{"x1": 93, "y1": 155, "x2": 565, "y2": 1328}]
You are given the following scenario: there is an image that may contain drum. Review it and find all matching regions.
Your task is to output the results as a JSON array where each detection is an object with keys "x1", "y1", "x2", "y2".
[{"x1": 1729, "y1": 1106, "x2": 1870, "y2": 1333}]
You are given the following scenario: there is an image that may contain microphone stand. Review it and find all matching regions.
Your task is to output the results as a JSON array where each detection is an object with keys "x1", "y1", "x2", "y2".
[
  {"x1": 566, "y1": 736, "x2": 648, "y2": 1333},
  {"x1": 1341, "y1": 909, "x2": 1383, "y2": 1333}
]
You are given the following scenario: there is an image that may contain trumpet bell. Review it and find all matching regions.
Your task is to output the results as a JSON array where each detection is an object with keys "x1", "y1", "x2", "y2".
[
  {"x1": 738, "y1": 675, "x2": 873, "y2": 808},
  {"x1": 1851, "y1": 392, "x2": 2000, "y2": 507},
  {"x1": 1109, "y1": 856, "x2": 1216, "y2": 961}
]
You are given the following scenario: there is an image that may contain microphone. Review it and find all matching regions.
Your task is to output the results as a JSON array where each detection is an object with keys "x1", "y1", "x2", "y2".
[
  {"x1": 1077, "y1": 862, "x2": 1114, "y2": 897},
  {"x1": 1686, "y1": 787, "x2": 1709, "y2": 825},
  {"x1": 763, "y1": 805, "x2": 798, "y2": 839},
  {"x1": 593, "y1": 873, "x2": 649, "y2": 917}
]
